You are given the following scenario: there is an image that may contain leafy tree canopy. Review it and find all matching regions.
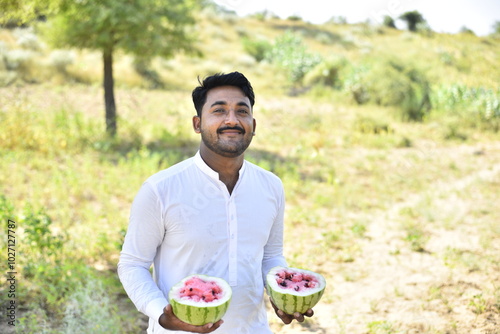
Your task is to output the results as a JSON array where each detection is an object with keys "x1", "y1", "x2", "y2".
[
  {"x1": 43, "y1": 0, "x2": 200, "y2": 59},
  {"x1": 399, "y1": 10, "x2": 426, "y2": 32}
]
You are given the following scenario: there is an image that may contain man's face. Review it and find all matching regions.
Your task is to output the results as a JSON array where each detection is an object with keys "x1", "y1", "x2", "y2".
[{"x1": 193, "y1": 85, "x2": 256, "y2": 158}]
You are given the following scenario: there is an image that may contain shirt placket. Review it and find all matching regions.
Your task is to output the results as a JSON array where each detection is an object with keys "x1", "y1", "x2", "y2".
[{"x1": 227, "y1": 198, "x2": 238, "y2": 286}]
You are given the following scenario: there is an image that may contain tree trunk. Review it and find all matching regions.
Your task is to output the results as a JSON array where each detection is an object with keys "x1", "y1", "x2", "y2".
[{"x1": 103, "y1": 48, "x2": 117, "y2": 136}]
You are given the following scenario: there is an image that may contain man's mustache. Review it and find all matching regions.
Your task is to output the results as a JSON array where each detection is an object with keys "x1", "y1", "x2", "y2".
[{"x1": 217, "y1": 126, "x2": 245, "y2": 134}]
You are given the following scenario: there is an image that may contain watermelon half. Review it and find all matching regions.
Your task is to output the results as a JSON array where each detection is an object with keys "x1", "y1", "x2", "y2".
[
  {"x1": 168, "y1": 274, "x2": 232, "y2": 326},
  {"x1": 266, "y1": 266, "x2": 326, "y2": 315}
]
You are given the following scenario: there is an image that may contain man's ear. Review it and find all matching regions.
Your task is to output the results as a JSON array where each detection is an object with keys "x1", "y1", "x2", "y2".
[
  {"x1": 192, "y1": 115, "x2": 201, "y2": 133},
  {"x1": 252, "y1": 118, "x2": 256, "y2": 135}
]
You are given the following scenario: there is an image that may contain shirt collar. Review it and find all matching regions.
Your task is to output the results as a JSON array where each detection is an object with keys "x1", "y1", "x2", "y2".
[{"x1": 194, "y1": 151, "x2": 246, "y2": 182}]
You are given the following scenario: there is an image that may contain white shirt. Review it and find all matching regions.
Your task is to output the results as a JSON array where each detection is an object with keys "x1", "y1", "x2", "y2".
[{"x1": 118, "y1": 152, "x2": 287, "y2": 333}]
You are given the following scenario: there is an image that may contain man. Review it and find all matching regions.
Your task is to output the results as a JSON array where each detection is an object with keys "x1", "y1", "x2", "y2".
[{"x1": 118, "y1": 72, "x2": 314, "y2": 333}]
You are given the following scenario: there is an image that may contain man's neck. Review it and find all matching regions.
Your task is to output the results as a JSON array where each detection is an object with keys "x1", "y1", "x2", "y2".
[{"x1": 199, "y1": 146, "x2": 244, "y2": 194}]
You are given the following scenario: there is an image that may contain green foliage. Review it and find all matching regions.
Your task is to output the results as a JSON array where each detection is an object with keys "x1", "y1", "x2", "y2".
[
  {"x1": 367, "y1": 320, "x2": 397, "y2": 334},
  {"x1": 133, "y1": 58, "x2": 164, "y2": 89},
  {"x1": 353, "y1": 116, "x2": 392, "y2": 135},
  {"x1": 265, "y1": 31, "x2": 322, "y2": 85},
  {"x1": 382, "y1": 15, "x2": 396, "y2": 29},
  {"x1": 0, "y1": 106, "x2": 101, "y2": 155},
  {"x1": 492, "y1": 21, "x2": 500, "y2": 35},
  {"x1": 241, "y1": 36, "x2": 272, "y2": 62},
  {"x1": 303, "y1": 56, "x2": 348, "y2": 88},
  {"x1": 0, "y1": 194, "x2": 14, "y2": 222},
  {"x1": 287, "y1": 15, "x2": 302, "y2": 22},
  {"x1": 432, "y1": 84, "x2": 500, "y2": 132},
  {"x1": 399, "y1": 10, "x2": 426, "y2": 32},
  {"x1": 399, "y1": 207, "x2": 430, "y2": 252},
  {"x1": 42, "y1": 0, "x2": 199, "y2": 58},
  {"x1": 63, "y1": 278, "x2": 121, "y2": 333},
  {"x1": 345, "y1": 59, "x2": 431, "y2": 121},
  {"x1": 469, "y1": 294, "x2": 487, "y2": 314},
  {"x1": 0, "y1": 0, "x2": 58, "y2": 26}
]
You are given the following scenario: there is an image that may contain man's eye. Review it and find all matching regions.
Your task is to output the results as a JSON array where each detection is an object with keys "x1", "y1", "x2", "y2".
[
  {"x1": 213, "y1": 109, "x2": 225, "y2": 113},
  {"x1": 238, "y1": 109, "x2": 249, "y2": 114}
]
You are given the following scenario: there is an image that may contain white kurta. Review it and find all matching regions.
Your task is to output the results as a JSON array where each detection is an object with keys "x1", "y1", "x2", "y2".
[{"x1": 118, "y1": 152, "x2": 287, "y2": 333}]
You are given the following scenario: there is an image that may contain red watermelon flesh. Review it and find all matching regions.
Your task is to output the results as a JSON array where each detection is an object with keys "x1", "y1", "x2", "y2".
[
  {"x1": 274, "y1": 269, "x2": 320, "y2": 292},
  {"x1": 178, "y1": 276, "x2": 223, "y2": 303}
]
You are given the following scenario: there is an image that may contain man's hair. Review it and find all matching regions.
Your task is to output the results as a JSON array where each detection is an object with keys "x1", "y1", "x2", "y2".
[{"x1": 192, "y1": 72, "x2": 255, "y2": 117}]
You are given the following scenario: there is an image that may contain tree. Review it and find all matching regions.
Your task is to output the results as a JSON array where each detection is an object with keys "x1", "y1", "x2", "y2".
[
  {"x1": 399, "y1": 10, "x2": 426, "y2": 32},
  {"x1": 382, "y1": 15, "x2": 396, "y2": 29},
  {"x1": 459, "y1": 26, "x2": 475, "y2": 35},
  {"x1": 2, "y1": 0, "x2": 200, "y2": 136},
  {"x1": 0, "y1": 0, "x2": 56, "y2": 26},
  {"x1": 492, "y1": 21, "x2": 500, "y2": 35}
]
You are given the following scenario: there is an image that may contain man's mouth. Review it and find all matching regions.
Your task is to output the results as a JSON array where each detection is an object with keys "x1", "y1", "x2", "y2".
[{"x1": 218, "y1": 126, "x2": 245, "y2": 135}]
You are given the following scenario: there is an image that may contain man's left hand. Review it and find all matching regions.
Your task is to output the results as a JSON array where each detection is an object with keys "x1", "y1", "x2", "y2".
[{"x1": 270, "y1": 298, "x2": 314, "y2": 324}]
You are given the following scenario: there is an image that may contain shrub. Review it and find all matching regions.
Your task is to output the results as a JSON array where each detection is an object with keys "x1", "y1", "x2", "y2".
[
  {"x1": 432, "y1": 84, "x2": 500, "y2": 132},
  {"x1": 345, "y1": 59, "x2": 431, "y2": 121},
  {"x1": 63, "y1": 278, "x2": 120, "y2": 333},
  {"x1": 48, "y1": 49, "x2": 75, "y2": 75},
  {"x1": 241, "y1": 37, "x2": 272, "y2": 62},
  {"x1": 133, "y1": 58, "x2": 164, "y2": 89},
  {"x1": 14, "y1": 27, "x2": 44, "y2": 51},
  {"x1": 265, "y1": 31, "x2": 322, "y2": 85},
  {"x1": 303, "y1": 56, "x2": 348, "y2": 88},
  {"x1": 383, "y1": 16, "x2": 396, "y2": 29}
]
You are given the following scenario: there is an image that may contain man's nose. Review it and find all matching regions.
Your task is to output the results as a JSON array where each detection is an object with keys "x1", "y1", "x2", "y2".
[{"x1": 224, "y1": 110, "x2": 239, "y2": 125}]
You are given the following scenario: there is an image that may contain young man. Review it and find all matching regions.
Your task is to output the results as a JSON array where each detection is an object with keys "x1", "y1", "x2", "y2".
[{"x1": 118, "y1": 72, "x2": 314, "y2": 333}]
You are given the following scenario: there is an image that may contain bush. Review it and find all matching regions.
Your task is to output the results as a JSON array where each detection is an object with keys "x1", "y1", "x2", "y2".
[
  {"x1": 63, "y1": 278, "x2": 120, "y2": 333},
  {"x1": 432, "y1": 84, "x2": 500, "y2": 131},
  {"x1": 345, "y1": 59, "x2": 431, "y2": 121},
  {"x1": 48, "y1": 49, "x2": 75, "y2": 75},
  {"x1": 303, "y1": 56, "x2": 348, "y2": 88},
  {"x1": 264, "y1": 31, "x2": 322, "y2": 85},
  {"x1": 241, "y1": 37, "x2": 272, "y2": 62}
]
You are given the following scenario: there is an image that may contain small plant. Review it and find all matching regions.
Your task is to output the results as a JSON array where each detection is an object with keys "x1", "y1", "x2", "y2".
[
  {"x1": 367, "y1": 320, "x2": 396, "y2": 334},
  {"x1": 63, "y1": 278, "x2": 121, "y2": 333},
  {"x1": 265, "y1": 31, "x2": 322, "y2": 85},
  {"x1": 469, "y1": 294, "x2": 487, "y2": 314},
  {"x1": 431, "y1": 84, "x2": 500, "y2": 132}
]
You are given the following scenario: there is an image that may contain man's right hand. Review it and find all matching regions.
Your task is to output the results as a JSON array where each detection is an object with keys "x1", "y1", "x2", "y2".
[{"x1": 158, "y1": 304, "x2": 224, "y2": 333}]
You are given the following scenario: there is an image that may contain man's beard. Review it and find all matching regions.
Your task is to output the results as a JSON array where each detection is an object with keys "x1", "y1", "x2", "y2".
[{"x1": 200, "y1": 126, "x2": 253, "y2": 158}]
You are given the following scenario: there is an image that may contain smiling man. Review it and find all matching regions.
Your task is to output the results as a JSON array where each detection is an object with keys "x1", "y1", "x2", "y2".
[{"x1": 118, "y1": 72, "x2": 314, "y2": 333}]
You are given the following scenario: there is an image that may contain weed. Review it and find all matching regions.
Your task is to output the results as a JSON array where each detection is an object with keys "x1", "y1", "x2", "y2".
[
  {"x1": 62, "y1": 278, "x2": 121, "y2": 333},
  {"x1": 399, "y1": 211, "x2": 429, "y2": 252},
  {"x1": 367, "y1": 320, "x2": 397, "y2": 334},
  {"x1": 469, "y1": 294, "x2": 487, "y2": 315}
]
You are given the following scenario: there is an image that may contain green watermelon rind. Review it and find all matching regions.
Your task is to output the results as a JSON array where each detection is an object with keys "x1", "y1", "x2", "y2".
[
  {"x1": 168, "y1": 274, "x2": 232, "y2": 326},
  {"x1": 266, "y1": 266, "x2": 326, "y2": 315}
]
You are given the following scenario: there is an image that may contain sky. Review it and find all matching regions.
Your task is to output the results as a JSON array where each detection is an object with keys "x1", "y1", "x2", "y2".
[{"x1": 213, "y1": 0, "x2": 500, "y2": 36}]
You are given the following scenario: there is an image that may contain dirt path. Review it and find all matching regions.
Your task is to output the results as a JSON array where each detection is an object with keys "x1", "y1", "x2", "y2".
[{"x1": 271, "y1": 144, "x2": 500, "y2": 334}]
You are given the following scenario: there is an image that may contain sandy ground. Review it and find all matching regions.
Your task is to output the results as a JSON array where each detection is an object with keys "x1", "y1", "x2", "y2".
[{"x1": 268, "y1": 145, "x2": 500, "y2": 334}]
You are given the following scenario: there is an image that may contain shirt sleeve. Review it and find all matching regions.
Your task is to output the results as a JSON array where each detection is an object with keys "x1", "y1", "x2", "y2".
[
  {"x1": 117, "y1": 181, "x2": 168, "y2": 323},
  {"x1": 261, "y1": 184, "x2": 288, "y2": 283}
]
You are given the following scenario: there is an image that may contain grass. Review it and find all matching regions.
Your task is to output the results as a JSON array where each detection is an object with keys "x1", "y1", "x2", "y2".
[{"x1": 1, "y1": 8, "x2": 500, "y2": 334}]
